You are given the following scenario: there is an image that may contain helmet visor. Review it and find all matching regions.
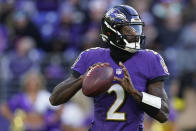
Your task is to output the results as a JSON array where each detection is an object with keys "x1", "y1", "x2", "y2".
[
  {"x1": 130, "y1": 25, "x2": 143, "y2": 35},
  {"x1": 119, "y1": 25, "x2": 142, "y2": 35},
  {"x1": 119, "y1": 25, "x2": 142, "y2": 43}
]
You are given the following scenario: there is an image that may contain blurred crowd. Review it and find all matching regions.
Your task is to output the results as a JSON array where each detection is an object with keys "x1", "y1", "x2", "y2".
[{"x1": 0, "y1": 0, "x2": 196, "y2": 131}]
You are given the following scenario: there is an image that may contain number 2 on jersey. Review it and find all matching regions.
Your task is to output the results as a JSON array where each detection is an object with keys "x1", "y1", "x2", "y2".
[{"x1": 106, "y1": 84, "x2": 126, "y2": 121}]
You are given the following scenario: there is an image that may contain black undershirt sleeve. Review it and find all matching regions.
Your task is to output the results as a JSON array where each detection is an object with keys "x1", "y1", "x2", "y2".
[{"x1": 147, "y1": 75, "x2": 169, "y2": 84}]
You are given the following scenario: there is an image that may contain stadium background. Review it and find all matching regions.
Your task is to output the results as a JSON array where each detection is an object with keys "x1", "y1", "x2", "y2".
[{"x1": 0, "y1": 0, "x2": 196, "y2": 131}]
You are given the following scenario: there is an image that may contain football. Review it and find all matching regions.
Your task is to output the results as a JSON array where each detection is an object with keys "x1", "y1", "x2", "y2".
[{"x1": 82, "y1": 64, "x2": 114, "y2": 97}]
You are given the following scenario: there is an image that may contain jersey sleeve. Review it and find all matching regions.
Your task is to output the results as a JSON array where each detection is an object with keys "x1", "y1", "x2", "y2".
[
  {"x1": 71, "y1": 50, "x2": 89, "y2": 76},
  {"x1": 148, "y1": 52, "x2": 169, "y2": 83}
]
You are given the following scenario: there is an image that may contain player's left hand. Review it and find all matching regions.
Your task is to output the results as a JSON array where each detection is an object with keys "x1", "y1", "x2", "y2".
[{"x1": 113, "y1": 62, "x2": 137, "y2": 94}]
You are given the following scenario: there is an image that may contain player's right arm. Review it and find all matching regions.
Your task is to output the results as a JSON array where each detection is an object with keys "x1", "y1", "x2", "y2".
[
  {"x1": 50, "y1": 48, "x2": 103, "y2": 106},
  {"x1": 49, "y1": 50, "x2": 89, "y2": 106},
  {"x1": 49, "y1": 74, "x2": 84, "y2": 106},
  {"x1": 49, "y1": 62, "x2": 106, "y2": 106}
]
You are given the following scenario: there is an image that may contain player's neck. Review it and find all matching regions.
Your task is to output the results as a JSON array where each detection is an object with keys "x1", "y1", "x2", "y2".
[{"x1": 109, "y1": 46, "x2": 134, "y2": 64}]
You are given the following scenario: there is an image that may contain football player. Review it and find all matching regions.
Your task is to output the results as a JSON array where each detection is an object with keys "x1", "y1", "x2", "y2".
[{"x1": 49, "y1": 5, "x2": 170, "y2": 131}]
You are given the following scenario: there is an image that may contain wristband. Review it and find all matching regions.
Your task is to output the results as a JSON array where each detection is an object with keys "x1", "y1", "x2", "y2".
[{"x1": 142, "y1": 92, "x2": 161, "y2": 109}]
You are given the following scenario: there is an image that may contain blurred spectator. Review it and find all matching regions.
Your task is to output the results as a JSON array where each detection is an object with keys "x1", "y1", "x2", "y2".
[
  {"x1": 5, "y1": 37, "x2": 40, "y2": 79},
  {"x1": 0, "y1": 25, "x2": 8, "y2": 55},
  {"x1": 0, "y1": 1, "x2": 15, "y2": 24},
  {"x1": 10, "y1": 10, "x2": 43, "y2": 49},
  {"x1": 87, "y1": 0, "x2": 108, "y2": 28},
  {"x1": 0, "y1": 72, "x2": 61, "y2": 130},
  {"x1": 60, "y1": 0, "x2": 87, "y2": 25},
  {"x1": 15, "y1": 0, "x2": 38, "y2": 18},
  {"x1": 53, "y1": 2, "x2": 85, "y2": 50},
  {"x1": 175, "y1": 21, "x2": 196, "y2": 73},
  {"x1": 152, "y1": 0, "x2": 183, "y2": 50},
  {"x1": 0, "y1": 37, "x2": 41, "y2": 99},
  {"x1": 157, "y1": 13, "x2": 182, "y2": 49},
  {"x1": 152, "y1": 0, "x2": 182, "y2": 21},
  {"x1": 41, "y1": 39, "x2": 69, "y2": 92},
  {"x1": 81, "y1": 26, "x2": 101, "y2": 50}
]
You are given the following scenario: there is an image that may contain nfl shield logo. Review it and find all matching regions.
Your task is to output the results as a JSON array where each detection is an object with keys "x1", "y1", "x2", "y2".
[{"x1": 116, "y1": 68, "x2": 122, "y2": 75}]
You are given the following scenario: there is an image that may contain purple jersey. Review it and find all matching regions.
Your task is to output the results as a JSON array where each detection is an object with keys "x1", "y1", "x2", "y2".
[{"x1": 71, "y1": 47, "x2": 169, "y2": 131}]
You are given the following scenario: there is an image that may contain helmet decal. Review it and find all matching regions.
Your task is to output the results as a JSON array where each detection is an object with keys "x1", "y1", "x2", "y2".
[{"x1": 105, "y1": 8, "x2": 128, "y2": 22}]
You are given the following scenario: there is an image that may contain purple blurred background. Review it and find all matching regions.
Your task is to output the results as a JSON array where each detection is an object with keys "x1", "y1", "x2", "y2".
[{"x1": 0, "y1": 0, "x2": 196, "y2": 131}]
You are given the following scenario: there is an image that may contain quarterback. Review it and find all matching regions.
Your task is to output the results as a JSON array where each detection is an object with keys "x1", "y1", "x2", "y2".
[{"x1": 50, "y1": 5, "x2": 170, "y2": 131}]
